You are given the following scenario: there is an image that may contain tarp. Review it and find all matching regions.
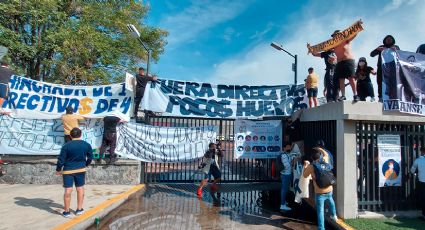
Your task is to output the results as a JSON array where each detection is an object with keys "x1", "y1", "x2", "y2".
[
  {"x1": 382, "y1": 50, "x2": 425, "y2": 116},
  {"x1": 141, "y1": 79, "x2": 307, "y2": 119},
  {"x1": 2, "y1": 75, "x2": 133, "y2": 121}
]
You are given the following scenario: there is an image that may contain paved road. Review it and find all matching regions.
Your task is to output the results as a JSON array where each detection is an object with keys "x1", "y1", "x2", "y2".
[{"x1": 89, "y1": 183, "x2": 321, "y2": 230}]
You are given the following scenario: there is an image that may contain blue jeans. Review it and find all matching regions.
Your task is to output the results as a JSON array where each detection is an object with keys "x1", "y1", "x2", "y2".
[
  {"x1": 281, "y1": 174, "x2": 292, "y2": 205},
  {"x1": 315, "y1": 192, "x2": 336, "y2": 230}
]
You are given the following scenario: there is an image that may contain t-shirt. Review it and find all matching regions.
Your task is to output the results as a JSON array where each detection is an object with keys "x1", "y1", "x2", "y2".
[
  {"x1": 0, "y1": 66, "x2": 15, "y2": 84},
  {"x1": 306, "y1": 73, "x2": 319, "y2": 89},
  {"x1": 103, "y1": 116, "x2": 121, "y2": 133},
  {"x1": 135, "y1": 74, "x2": 155, "y2": 97},
  {"x1": 321, "y1": 51, "x2": 337, "y2": 70},
  {"x1": 61, "y1": 114, "x2": 84, "y2": 135},
  {"x1": 280, "y1": 152, "x2": 292, "y2": 175},
  {"x1": 356, "y1": 66, "x2": 374, "y2": 83},
  {"x1": 56, "y1": 139, "x2": 93, "y2": 173}
]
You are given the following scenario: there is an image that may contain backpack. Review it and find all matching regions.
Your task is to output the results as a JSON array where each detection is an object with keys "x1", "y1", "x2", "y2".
[{"x1": 312, "y1": 161, "x2": 336, "y2": 188}]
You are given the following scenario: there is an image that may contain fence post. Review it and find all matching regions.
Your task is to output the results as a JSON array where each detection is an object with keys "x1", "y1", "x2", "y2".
[{"x1": 336, "y1": 119, "x2": 358, "y2": 219}]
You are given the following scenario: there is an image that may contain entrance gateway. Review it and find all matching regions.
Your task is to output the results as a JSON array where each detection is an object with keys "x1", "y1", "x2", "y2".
[{"x1": 139, "y1": 114, "x2": 285, "y2": 184}]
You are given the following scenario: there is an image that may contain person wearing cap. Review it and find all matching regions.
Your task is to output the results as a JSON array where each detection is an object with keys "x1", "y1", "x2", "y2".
[
  {"x1": 311, "y1": 40, "x2": 338, "y2": 102},
  {"x1": 133, "y1": 67, "x2": 157, "y2": 118},
  {"x1": 332, "y1": 30, "x2": 359, "y2": 102},
  {"x1": 61, "y1": 106, "x2": 85, "y2": 143},
  {"x1": 0, "y1": 60, "x2": 15, "y2": 115},
  {"x1": 305, "y1": 67, "x2": 319, "y2": 108},
  {"x1": 370, "y1": 35, "x2": 400, "y2": 102},
  {"x1": 355, "y1": 57, "x2": 376, "y2": 102}
]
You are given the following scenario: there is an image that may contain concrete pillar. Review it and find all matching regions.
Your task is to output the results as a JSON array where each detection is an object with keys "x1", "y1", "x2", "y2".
[{"x1": 336, "y1": 119, "x2": 358, "y2": 219}]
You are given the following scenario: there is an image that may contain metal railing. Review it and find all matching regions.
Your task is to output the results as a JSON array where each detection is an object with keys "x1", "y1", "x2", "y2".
[
  {"x1": 356, "y1": 121, "x2": 424, "y2": 212},
  {"x1": 140, "y1": 115, "x2": 284, "y2": 183}
]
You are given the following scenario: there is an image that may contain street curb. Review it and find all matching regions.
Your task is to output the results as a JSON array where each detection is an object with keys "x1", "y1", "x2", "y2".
[{"x1": 52, "y1": 184, "x2": 145, "y2": 230}]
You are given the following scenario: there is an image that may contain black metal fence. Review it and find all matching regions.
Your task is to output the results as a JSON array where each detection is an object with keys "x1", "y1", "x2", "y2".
[
  {"x1": 357, "y1": 121, "x2": 425, "y2": 212},
  {"x1": 140, "y1": 115, "x2": 284, "y2": 183}
]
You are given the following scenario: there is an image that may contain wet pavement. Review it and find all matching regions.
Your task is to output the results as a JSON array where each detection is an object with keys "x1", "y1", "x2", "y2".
[{"x1": 88, "y1": 183, "x2": 322, "y2": 230}]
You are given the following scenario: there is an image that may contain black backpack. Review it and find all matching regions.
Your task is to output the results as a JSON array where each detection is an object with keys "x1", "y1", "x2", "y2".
[{"x1": 312, "y1": 161, "x2": 336, "y2": 188}]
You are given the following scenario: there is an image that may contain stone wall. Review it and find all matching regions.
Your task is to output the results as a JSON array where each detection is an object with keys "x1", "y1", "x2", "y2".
[{"x1": 0, "y1": 156, "x2": 141, "y2": 185}]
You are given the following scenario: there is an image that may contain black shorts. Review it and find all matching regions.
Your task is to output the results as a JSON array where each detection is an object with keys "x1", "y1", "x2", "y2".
[
  {"x1": 205, "y1": 165, "x2": 221, "y2": 179},
  {"x1": 0, "y1": 83, "x2": 9, "y2": 99},
  {"x1": 307, "y1": 88, "x2": 318, "y2": 98},
  {"x1": 335, "y1": 59, "x2": 356, "y2": 79}
]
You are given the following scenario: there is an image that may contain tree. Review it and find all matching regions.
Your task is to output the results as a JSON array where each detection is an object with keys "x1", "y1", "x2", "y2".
[{"x1": 0, "y1": 0, "x2": 167, "y2": 85}]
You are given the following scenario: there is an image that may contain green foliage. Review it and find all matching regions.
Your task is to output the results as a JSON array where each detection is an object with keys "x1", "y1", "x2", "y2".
[{"x1": 0, "y1": 0, "x2": 167, "y2": 85}]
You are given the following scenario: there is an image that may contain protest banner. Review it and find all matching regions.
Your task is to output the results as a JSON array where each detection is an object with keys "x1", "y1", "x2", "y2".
[
  {"x1": 382, "y1": 50, "x2": 425, "y2": 116},
  {"x1": 377, "y1": 135, "x2": 402, "y2": 187},
  {"x1": 141, "y1": 79, "x2": 307, "y2": 119},
  {"x1": 0, "y1": 115, "x2": 103, "y2": 155},
  {"x1": 234, "y1": 119, "x2": 282, "y2": 159},
  {"x1": 1, "y1": 75, "x2": 133, "y2": 120},
  {"x1": 116, "y1": 122, "x2": 218, "y2": 162},
  {"x1": 307, "y1": 20, "x2": 364, "y2": 54}
]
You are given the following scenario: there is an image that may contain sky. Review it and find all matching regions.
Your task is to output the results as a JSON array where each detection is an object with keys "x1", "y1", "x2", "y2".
[{"x1": 143, "y1": 0, "x2": 424, "y2": 99}]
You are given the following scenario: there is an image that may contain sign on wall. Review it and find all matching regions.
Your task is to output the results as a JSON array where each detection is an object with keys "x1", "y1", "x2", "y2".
[
  {"x1": 141, "y1": 79, "x2": 307, "y2": 119},
  {"x1": 377, "y1": 135, "x2": 402, "y2": 187},
  {"x1": 2, "y1": 75, "x2": 133, "y2": 121},
  {"x1": 234, "y1": 119, "x2": 282, "y2": 159}
]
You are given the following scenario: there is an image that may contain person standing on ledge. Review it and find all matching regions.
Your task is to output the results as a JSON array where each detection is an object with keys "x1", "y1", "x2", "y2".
[
  {"x1": 133, "y1": 67, "x2": 157, "y2": 118},
  {"x1": 98, "y1": 115, "x2": 124, "y2": 164},
  {"x1": 333, "y1": 29, "x2": 359, "y2": 102},
  {"x1": 56, "y1": 128, "x2": 93, "y2": 218},
  {"x1": 305, "y1": 67, "x2": 319, "y2": 108}
]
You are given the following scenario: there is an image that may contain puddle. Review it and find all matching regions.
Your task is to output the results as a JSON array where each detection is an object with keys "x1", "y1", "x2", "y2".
[{"x1": 87, "y1": 183, "x2": 318, "y2": 230}]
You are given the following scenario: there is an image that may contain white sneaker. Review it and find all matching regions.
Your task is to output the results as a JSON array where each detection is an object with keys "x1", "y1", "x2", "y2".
[
  {"x1": 280, "y1": 204, "x2": 292, "y2": 211},
  {"x1": 330, "y1": 215, "x2": 338, "y2": 221}
]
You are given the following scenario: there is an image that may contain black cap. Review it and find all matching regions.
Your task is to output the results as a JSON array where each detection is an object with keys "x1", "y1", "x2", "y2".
[
  {"x1": 308, "y1": 67, "x2": 314, "y2": 71},
  {"x1": 331, "y1": 30, "x2": 340, "y2": 38},
  {"x1": 139, "y1": 67, "x2": 145, "y2": 70},
  {"x1": 316, "y1": 140, "x2": 325, "y2": 147}
]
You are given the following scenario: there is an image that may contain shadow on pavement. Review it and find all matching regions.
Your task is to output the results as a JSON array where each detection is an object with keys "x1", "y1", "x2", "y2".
[{"x1": 14, "y1": 197, "x2": 63, "y2": 215}]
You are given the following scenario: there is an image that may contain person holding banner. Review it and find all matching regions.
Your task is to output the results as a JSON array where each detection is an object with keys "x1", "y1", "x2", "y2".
[
  {"x1": 98, "y1": 116, "x2": 124, "y2": 163},
  {"x1": 311, "y1": 47, "x2": 338, "y2": 102},
  {"x1": 355, "y1": 57, "x2": 376, "y2": 102},
  {"x1": 55, "y1": 128, "x2": 93, "y2": 218},
  {"x1": 61, "y1": 106, "x2": 85, "y2": 143},
  {"x1": 0, "y1": 60, "x2": 15, "y2": 115},
  {"x1": 303, "y1": 149, "x2": 337, "y2": 230},
  {"x1": 370, "y1": 35, "x2": 400, "y2": 102},
  {"x1": 332, "y1": 30, "x2": 359, "y2": 102},
  {"x1": 133, "y1": 67, "x2": 157, "y2": 118},
  {"x1": 197, "y1": 142, "x2": 222, "y2": 198},
  {"x1": 410, "y1": 146, "x2": 425, "y2": 219}
]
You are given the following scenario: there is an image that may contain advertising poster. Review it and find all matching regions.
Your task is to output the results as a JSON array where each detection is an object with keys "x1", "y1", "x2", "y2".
[{"x1": 378, "y1": 135, "x2": 402, "y2": 187}]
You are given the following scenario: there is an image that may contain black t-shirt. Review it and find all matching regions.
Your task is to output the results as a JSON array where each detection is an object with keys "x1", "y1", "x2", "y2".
[
  {"x1": 0, "y1": 66, "x2": 15, "y2": 84},
  {"x1": 103, "y1": 116, "x2": 121, "y2": 133},
  {"x1": 321, "y1": 51, "x2": 337, "y2": 70},
  {"x1": 356, "y1": 66, "x2": 374, "y2": 83},
  {"x1": 135, "y1": 74, "x2": 155, "y2": 90}
]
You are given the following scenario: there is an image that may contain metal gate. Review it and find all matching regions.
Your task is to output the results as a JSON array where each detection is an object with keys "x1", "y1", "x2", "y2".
[
  {"x1": 140, "y1": 115, "x2": 283, "y2": 183},
  {"x1": 357, "y1": 121, "x2": 425, "y2": 212}
]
